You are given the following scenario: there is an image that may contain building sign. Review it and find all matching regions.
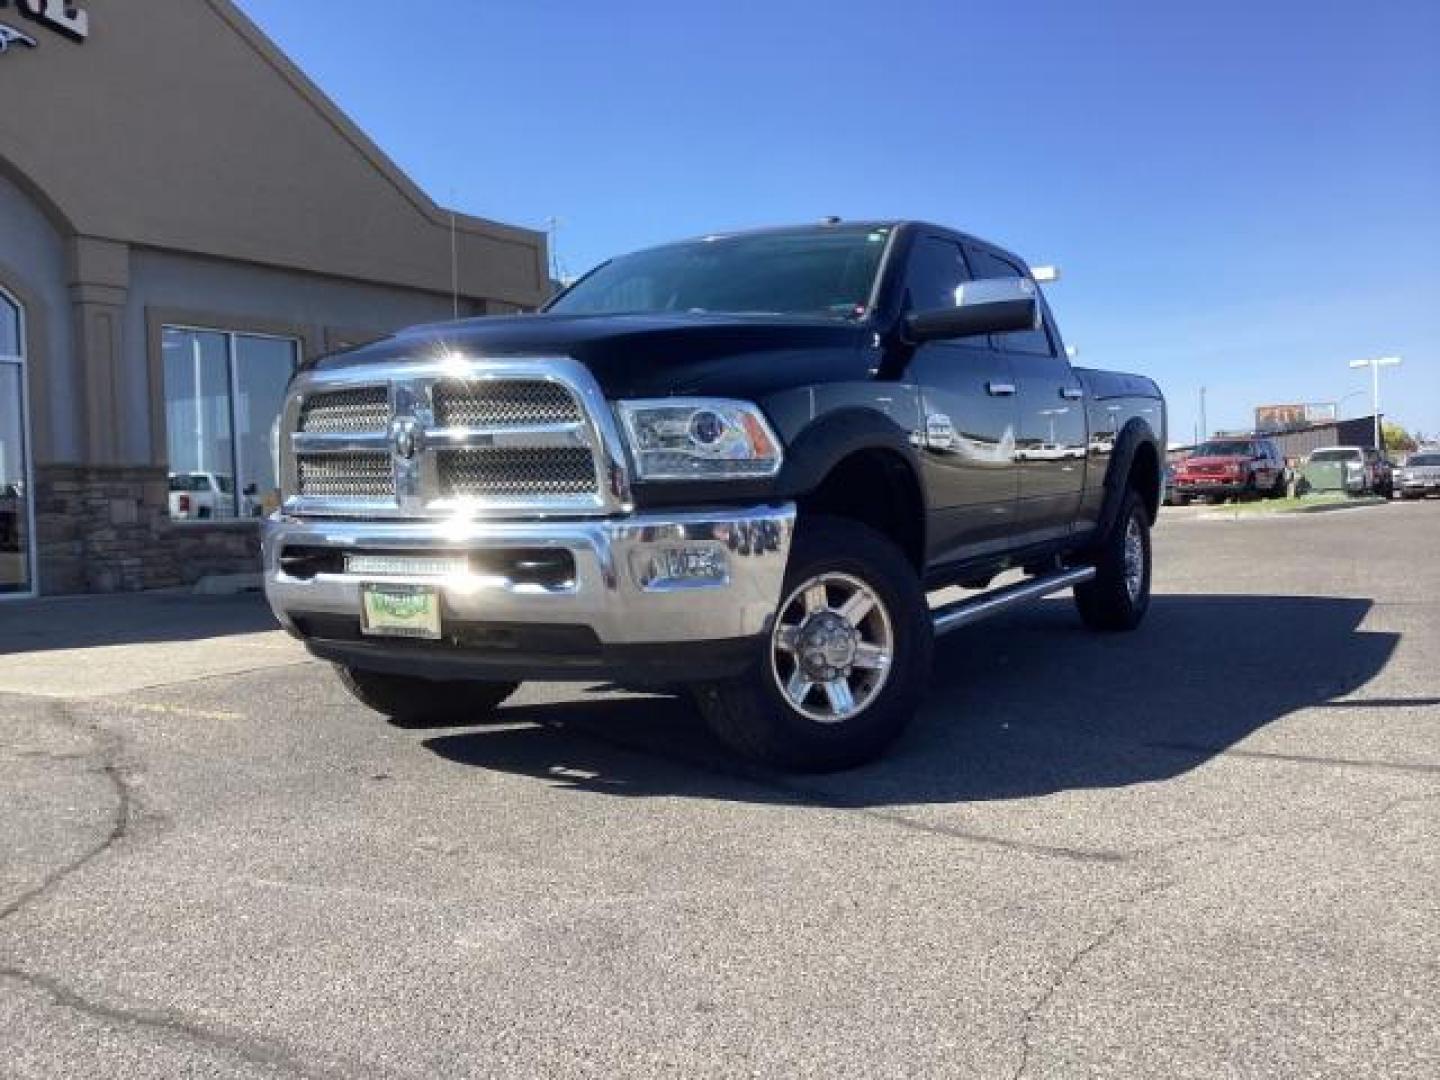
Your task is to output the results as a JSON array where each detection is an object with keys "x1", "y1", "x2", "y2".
[
  {"x1": 0, "y1": 22, "x2": 38, "y2": 52},
  {"x1": 1255, "y1": 402, "x2": 1339, "y2": 433},
  {"x1": 0, "y1": 0, "x2": 88, "y2": 48}
]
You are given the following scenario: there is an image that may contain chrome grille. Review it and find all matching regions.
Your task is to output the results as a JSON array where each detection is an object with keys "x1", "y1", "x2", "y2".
[
  {"x1": 282, "y1": 358, "x2": 626, "y2": 518},
  {"x1": 297, "y1": 452, "x2": 394, "y2": 499},
  {"x1": 433, "y1": 380, "x2": 580, "y2": 427},
  {"x1": 437, "y1": 447, "x2": 597, "y2": 499},
  {"x1": 299, "y1": 387, "x2": 389, "y2": 433}
]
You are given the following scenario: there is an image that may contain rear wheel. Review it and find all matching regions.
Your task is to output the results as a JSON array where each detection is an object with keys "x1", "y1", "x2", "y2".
[
  {"x1": 1074, "y1": 489, "x2": 1152, "y2": 632},
  {"x1": 694, "y1": 516, "x2": 933, "y2": 772},
  {"x1": 336, "y1": 666, "x2": 519, "y2": 728}
]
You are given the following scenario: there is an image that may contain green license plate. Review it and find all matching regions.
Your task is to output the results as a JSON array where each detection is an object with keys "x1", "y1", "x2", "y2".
[{"x1": 361, "y1": 584, "x2": 441, "y2": 640}]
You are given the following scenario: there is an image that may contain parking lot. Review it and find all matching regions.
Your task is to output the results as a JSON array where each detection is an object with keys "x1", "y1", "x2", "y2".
[{"x1": 2, "y1": 500, "x2": 1437, "y2": 1079}]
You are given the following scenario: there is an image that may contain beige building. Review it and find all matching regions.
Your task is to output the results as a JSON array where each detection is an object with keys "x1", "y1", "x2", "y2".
[{"x1": 0, "y1": 0, "x2": 548, "y2": 596}]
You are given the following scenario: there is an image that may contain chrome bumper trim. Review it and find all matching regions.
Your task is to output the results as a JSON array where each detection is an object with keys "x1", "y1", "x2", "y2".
[{"x1": 262, "y1": 504, "x2": 796, "y2": 645}]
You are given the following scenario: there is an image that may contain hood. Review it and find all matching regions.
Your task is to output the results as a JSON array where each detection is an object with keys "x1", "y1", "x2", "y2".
[{"x1": 314, "y1": 312, "x2": 871, "y2": 399}]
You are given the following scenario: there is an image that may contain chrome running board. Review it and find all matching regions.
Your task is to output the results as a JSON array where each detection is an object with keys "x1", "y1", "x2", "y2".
[{"x1": 931, "y1": 566, "x2": 1097, "y2": 637}]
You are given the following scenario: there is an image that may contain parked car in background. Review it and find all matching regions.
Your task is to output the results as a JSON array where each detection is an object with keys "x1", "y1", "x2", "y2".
[
  {"x1": 1396, "y1": 451, "x2": 1440, "y2": 499},
  {"x1": 1300, "y1": 447, "x2": 1382, "y2": 496},
  {"x1": 1170, "y1": 437, "x2": 1286, "y2": 503},
  {"x1": 168, "y1": 472, "x2": 234, "y2": 519}
]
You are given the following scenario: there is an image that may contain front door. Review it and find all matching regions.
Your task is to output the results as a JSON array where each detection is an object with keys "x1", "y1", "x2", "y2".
[
  {"x1": 898, "y1": 234, "x2": 1019, "y2": 565},
  {"x1": 0, "y1": 287, "x2": 34, "y2": 597}
]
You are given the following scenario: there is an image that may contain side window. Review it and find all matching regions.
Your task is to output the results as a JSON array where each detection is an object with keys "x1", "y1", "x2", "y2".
[
  {"x1": 965, "y1": 247, "x2": 1055, "y2": 356},
  {"x1": 903, "y1": 236, "x2": 970, "y2": 315}
]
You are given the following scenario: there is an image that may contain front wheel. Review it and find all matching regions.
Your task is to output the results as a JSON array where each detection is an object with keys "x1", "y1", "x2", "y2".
[
  {"x1": 336, "y1": 666, "x2": 519, "y2": 728},
  {"x1": 693, "y1": 516, "x2": 933, "y2": 772},
  {"x1": 1074, "y1": 489, "x2": 1152, "y2": 632}
]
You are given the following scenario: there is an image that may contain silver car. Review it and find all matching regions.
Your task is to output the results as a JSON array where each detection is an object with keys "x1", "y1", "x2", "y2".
[{"x1": 1397, "y1": 451, "x2": 1440, "y2": 499}]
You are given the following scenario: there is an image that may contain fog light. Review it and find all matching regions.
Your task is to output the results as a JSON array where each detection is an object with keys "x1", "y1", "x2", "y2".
[{"x1": 637, "y1": 545, "x2": 728, "y2": 589}]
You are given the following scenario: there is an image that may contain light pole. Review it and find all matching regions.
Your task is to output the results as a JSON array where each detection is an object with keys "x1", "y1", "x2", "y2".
[
  {"x1": 1199, "y1": 386, "x2": 1207, "y2": 441},
  {"x1": 1348, "y1": 356, "x2": 1402, "y2": 454}
]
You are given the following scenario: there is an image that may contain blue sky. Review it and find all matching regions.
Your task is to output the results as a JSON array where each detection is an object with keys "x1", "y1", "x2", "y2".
[{"x1": 237, "y1": 0, "x2": 1439, "y2": 443}]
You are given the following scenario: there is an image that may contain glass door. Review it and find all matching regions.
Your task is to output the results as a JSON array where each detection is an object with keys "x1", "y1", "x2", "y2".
[{"x1": 1, "y1": 287, "x2": 35, "y2": 596}]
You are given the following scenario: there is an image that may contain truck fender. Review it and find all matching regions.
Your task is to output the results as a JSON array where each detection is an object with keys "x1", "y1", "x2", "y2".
[
  {"x1": 1095, "y1": 417, "x2": 1162, "y2": 537},
  {"x1": 773, "y1": 407, "x2": 924, "y2": 501}
]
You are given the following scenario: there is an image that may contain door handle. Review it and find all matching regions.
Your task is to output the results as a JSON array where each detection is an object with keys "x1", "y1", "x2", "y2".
[
  {"x1": 1060, "y1": 387, "x2": 1084, "y2": 400},
  {"x1": 986, "y1": 381, "x2": 1016, "y2": 397}
]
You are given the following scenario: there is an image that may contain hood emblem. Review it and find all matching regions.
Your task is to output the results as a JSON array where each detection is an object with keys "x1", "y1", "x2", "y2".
[{"x1": 391, "y1": 418, "x2": 420, "y2": 461}]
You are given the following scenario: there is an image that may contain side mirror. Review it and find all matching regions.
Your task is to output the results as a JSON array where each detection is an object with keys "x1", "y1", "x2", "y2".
[{"x1": 904, "y1": 277, "x2": 1040, "y2": 344}]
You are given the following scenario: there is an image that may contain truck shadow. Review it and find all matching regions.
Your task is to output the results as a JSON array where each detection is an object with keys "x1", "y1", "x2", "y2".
[{"x1": 422, "y1": 594, "x2": 1401, "y2": 806}]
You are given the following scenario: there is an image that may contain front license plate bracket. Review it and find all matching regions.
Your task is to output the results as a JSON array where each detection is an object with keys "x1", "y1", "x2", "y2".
[{"x1": 361, "y1": 584, "x2": 442, "y2": 640}]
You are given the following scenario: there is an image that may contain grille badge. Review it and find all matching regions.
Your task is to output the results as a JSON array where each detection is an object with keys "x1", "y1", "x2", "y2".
[{"x1": 390, "y1": 417, "x2": 420, "y2": 461}]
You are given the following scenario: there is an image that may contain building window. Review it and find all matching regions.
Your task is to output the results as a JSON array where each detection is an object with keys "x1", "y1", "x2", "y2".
[
  {"x1": 1, "y1": 287, "x2": 34, "y2": 596},
  {"x1": 162, "y1": 326, "x2": 298, "y2": 521}
]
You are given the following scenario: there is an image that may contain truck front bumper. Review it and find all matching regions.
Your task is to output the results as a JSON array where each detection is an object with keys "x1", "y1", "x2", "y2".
[{"x1": 261, "y1": 504, "x2": 795, "y2": 683}]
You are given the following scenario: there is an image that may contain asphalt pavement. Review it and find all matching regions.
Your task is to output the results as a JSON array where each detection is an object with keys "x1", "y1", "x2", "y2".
[{"x1": 1, "y1": 500, "x2": 1437, "y2": 1078}]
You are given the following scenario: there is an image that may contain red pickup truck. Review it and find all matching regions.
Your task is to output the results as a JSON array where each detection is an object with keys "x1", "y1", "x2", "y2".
[{"x1": 1171, "y1": 438, "x2": 1287, "y2": 503}]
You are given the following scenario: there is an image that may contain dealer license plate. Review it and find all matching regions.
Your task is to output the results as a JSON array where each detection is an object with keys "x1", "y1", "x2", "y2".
[{"x1": 361, "y1": 584, "x2": 441, "y2": 640}]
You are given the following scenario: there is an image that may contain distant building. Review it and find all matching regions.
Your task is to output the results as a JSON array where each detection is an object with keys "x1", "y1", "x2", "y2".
[{"x1": 1263, "y1": 417, "x2": 1382, "y2": 461}]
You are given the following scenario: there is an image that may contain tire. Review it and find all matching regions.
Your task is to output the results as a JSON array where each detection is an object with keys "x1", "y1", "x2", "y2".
[
  {"x1": 336, "y1": 666, "x2": 519, "y2": 728},
  {"x1": 693, "y1": 516, "x2": 933, "y2": 773},
  {"x1": 1074, "y1": 488, "x2": 1152, "y2": 632},
  {"x1": 1267, "y1": 473, "x2": 1287, "y2": 499}
]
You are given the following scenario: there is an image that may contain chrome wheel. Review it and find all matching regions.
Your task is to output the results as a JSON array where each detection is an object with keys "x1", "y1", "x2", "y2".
[
  {"x1": 1123, "y1": 513, "x2": 1146, "y2": 603},
  {"x1": 769, "y1": 572, "x2": 894, "y2": 724}
]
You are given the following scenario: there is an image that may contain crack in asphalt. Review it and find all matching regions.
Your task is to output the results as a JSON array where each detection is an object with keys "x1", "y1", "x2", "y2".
[
  {"x1": 0, "y1": 966, "x2": 348, "y2": 1080},
  {"x1": 0, "y1": 702, "x2": 132, "y2": 926},
  {"x1": 0, "y1": 701, "x2": 366, "y2": 1080},
  {"x1": 1146, "y1": 740, "x2": 1440, "y2": 775},
  {"x1": 1005, "y1": 787, "x2": 1440, "y2": 1078},
  {"x1": 1009, "y1": 871, "x2": 1179, "y2": 1080}
]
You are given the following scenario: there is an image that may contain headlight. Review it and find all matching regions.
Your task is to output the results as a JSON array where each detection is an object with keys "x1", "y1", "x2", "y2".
[{"x1": 616, "y1": 398, "x2": 782, "y2": 480}]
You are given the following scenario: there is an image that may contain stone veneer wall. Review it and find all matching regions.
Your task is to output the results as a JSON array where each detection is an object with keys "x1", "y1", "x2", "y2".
[{"x1": 33, "y1": 465, "x2": 262, "y2": 594}]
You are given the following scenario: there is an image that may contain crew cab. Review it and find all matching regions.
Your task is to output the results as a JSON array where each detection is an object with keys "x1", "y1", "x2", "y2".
[
  {"x1": 1170, "y1": 437, "x2": 1287, "y2": 503},
  {"x1": 262, "y1": 221, "x2": 1165, "y2": 771}
]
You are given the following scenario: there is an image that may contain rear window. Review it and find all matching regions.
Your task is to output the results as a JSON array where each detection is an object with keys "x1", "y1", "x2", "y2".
[
  {"x1": 1407, "y1": 454, "x2": 1440, "y2": 466},
  {"x1": 1195, "y1": 441, "x2": 1254, "y2": 457},
  {"x1": 1308, "y1": 450, "x2": 1359, "y2": 463}
]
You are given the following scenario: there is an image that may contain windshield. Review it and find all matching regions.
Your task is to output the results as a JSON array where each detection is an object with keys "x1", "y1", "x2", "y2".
[
  {"x1": 547, "y1": 226, "x2": 891, "y2": 320},
  {"x1": 1194, "y1": 441, "x2": 1255, "y2": 457},
  {"x1": 1407, "y1": 453, "x2": 1440, "y2": 466},
  {"x1": 1309, "y1": 449, "x2": 1358, "y2": 463}
]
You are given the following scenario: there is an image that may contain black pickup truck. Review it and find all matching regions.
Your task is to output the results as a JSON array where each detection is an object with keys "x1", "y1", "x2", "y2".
[{"x1": 263, "y1": 221, "x2": 1165, "y2": 771}]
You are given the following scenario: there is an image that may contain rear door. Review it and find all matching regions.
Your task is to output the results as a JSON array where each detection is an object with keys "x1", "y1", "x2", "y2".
[
  {"x1": 965, "y1": 245, "x2": 1086, "y2": 542},
  {"x1": 900, "y1": 233, "x2": 1019, "y2": 564}
]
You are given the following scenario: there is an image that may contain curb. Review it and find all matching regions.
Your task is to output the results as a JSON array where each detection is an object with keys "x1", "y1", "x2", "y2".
[
  {"x1": 192, "y1": 572, "x2": 263, "y2": 595},
  {"x1": 1197, "y1": 497, "x2": 1388, "y2": 521}
]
